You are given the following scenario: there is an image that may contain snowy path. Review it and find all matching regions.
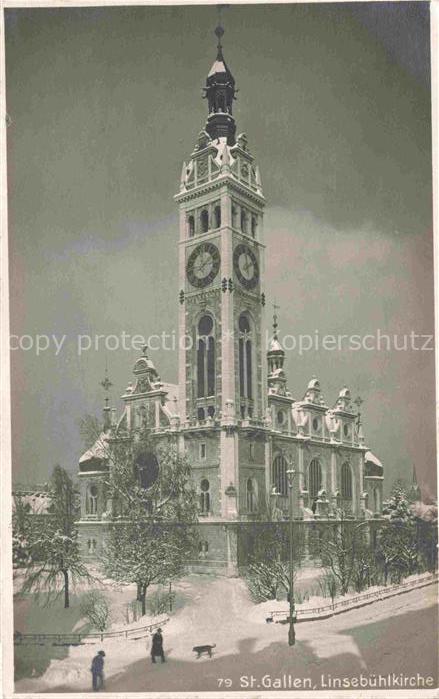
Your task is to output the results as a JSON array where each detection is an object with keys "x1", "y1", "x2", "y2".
[{"x1": 15, "y1": 577, "x2": 438, "y2": 693}]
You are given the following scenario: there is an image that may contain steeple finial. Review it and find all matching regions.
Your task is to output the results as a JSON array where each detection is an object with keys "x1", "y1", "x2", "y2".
[
  {"x1": 272, "y1": 302, "x2": 280, "y2": 340},
  {"x1": 100, "y1": 361, "x2": 113, "y2": 430},
  {"x1": 215, "y1": 23, "x2": 224, "y2": 59}
]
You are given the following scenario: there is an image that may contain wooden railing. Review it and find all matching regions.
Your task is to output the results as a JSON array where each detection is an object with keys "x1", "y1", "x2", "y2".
[
  {"x1": 269, "y1": 572, "x2": 438, "y2": 622},
  {"x1": 14, "y1": 617, "x2": 169, "y2": 646}
]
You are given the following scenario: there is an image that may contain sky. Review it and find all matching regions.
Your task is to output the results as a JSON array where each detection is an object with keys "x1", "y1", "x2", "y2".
[{"x1": 5, "y1": 2, "x2": 435, "y2": 499}]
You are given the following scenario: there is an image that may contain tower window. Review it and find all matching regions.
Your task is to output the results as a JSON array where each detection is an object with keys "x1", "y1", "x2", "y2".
[
  {"x1": 188, "y1": 215, "x2": 195, "y2": 237},
  {"x1": 251, "y1": 215, "x2": 257, "y2": 238},
  {"x1": 232, "y1": 204, "x2": 238, "y2": 228},
  {"x1": 200, "y1": 479, "x2": 210, "y2": 514},
  {"x1": 197, "y1": 315, "x2": 215, "y2": 398},
  {"x1": 214, "y1": 205, "x2": 221, "y2": 229},
  {"x1": 217, "y1": 94, "x2": 226, "y2": 112},
  {"x1": 239, "y1": 314, "x2": 252, "y2": 401},
  {"x1": 197, "y1": 407, "x2": 205, "y2": 422},
  {"x1": 200, "y1": 443, "x2": 206, "y2": 459},
  {"x1": 249, "y1": 443, "x2": 255, "y2": 461},
  {"x1": 241, "y1": 208, "x2": 248, "y2": 234},
  {"x1": 200, "y1": 209, "x2": 209, "y2": 233},
  {"x1": 272, "y1": 455, "x2": 288, "y2": 496}
]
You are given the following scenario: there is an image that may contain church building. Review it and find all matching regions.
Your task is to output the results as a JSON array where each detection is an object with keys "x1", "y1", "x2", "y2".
[{"x1": 77, "y1": 26, "x2": 384, "y2": 573}]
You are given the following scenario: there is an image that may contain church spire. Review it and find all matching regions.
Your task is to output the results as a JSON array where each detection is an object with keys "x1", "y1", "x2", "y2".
[
  {"x1": 267, "y1": 305, "x2": 287, "y2": 394},
  {"x1": 203, "y1": 22, "x2": 237, "y2": 145}
]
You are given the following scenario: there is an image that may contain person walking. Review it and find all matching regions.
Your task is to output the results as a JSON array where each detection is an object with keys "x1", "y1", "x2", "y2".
[
  {"x1": 151, "y1": 628, "x2": 165, "y2": 663},
  {"x1": 91, "y1": 650, "x2": 105, "y2": 690}
]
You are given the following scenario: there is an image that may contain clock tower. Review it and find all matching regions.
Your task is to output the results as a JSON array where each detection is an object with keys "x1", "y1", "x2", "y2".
[{"x1": 175, "y1": 25, "x2": 267, "y2": 520}]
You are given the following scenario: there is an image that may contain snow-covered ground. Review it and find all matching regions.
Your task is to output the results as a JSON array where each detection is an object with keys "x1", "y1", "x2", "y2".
[{"x1": 14, "y1": 571, "x2": 438, "y2": 693}]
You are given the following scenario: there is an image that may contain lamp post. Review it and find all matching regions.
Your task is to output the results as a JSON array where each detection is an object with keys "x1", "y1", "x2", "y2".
[{"x1": 286, "y1": 464, "x2": 296, "y2": 647}]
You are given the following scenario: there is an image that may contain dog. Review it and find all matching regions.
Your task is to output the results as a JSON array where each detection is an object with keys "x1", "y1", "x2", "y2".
[{"x1": 192, "y1": 643, "x2": 216, "y2": 659}]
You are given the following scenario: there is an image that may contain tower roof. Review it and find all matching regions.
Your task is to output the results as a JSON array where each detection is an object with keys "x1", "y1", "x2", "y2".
[
  {"x1": 204, "y1": 24, "x2": 237, "y2": 144},
  {"x1": 267, "y1": 307, "x2": 285, "y2": 355}
]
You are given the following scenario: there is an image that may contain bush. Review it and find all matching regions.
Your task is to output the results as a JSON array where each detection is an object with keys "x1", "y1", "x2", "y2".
[
  {"x1": 245, "y1": 560, "x2": 290, "y2": 603},
  {"x1": 318, "y1": 571, "x2": 338, "y2": 602},
  {"x1": 147, "y1": 588, "x2": 175, "y2": 616},
  {"x1": 80, "y1": 591, "x2": 110, "y2": 632}
]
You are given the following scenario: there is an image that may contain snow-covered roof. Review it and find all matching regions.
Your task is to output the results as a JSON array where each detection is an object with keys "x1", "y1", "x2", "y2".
[
  {"x1": 13, "y1": 492, "x2": 51, "y2": 515},
  {"x1": 365, "y1": 451, "x2": 382, "y2": 468},
  {"x1": 268, "y1": 337, "x2": 284, "y2": 353},
  {"x1": 365, "y1": 450, "x2": 384, "y2": 477},
  {"x1": 79, "y1": 432, "x2": 109, "y2": 465},
  {"x1": 208, "y1": 59, "x2": 228, "y2": 77}
]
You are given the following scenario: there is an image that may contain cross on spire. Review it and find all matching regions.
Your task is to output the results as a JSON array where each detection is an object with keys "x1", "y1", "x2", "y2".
[
  {"x1": 272, "y1": 302, "x2": 280, "y2": 339},
  {"x1": 354, "y1": 394, "x2": 363, "y2": 428},
  {"x1": 100, "y1": 362, "x2": 113, "y2": 395}
]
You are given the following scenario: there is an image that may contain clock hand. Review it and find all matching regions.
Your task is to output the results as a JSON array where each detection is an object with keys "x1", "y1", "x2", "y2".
[
  {"x1": 242, "y1": 255, "x2": 253, "y2": 274},
  {"x1": 195, "y1": 254, "x2": 211, "y2": 275}
]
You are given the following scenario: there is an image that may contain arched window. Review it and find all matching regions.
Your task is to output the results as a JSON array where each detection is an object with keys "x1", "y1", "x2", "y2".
[
  {"x1": 200, "y1": 209, "x2": 209, "y2": 233},
  {"x1": 239, "y1": 314, "x2": 252, "y2": 401},
  {"x1": 241, "y1": 208, "x2": 248, "y2": 234},
  {"x1": 197, "y1": 315, "x2": 215, "y2": 398},
  {"x1": 86, "y1": 484, "x2": 98, "y2": 515},
  {"x1": 198, "y1": 540, "x2": 209, "y2": 558},
  {"x1": 214, "y1": 205, "x2": 221, "y2": 228},
  {"x1": 246, "y1": 478, "x2": 258, "y2": 513},
  {"x1": 309, "y1": 459, "x2": 322, "y2": 499},
  {"x1": 197, "y1": 407, "x2": 205, "y2": 422},
  {"x1": 200, "y1": 479, "x2": 210, "y2": 514},
  {"x1": 272, "y1": 454, "x2": 288, "y2": 496},
  {"x1": 341, "y1": 462, "x2": 352, "y2": 500},
  {"x1": 188, "y1": 215, "x2": 195, "y2": 237}
]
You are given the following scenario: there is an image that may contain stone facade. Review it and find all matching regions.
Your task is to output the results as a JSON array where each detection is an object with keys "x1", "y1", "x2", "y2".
[{"x1": 77, "y1": 29, "x2": 385, "y2": 573}]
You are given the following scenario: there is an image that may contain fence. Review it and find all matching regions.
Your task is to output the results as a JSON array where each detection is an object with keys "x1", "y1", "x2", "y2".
[
  {"x1": 14, "y1": 617, "x2": 169, "y2": 646},
  {"x1": 269, "y1": 572, "x2": 438, "y2": 622}
]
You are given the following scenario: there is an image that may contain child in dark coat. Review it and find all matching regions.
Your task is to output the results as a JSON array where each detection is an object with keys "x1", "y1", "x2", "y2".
[{"x1": 91, "y1": 650, "x2": 105, "y2": 690}]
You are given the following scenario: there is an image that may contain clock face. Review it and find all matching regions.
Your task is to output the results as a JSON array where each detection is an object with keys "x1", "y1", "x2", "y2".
[
  {"x1": 186, "y1": 242, "x2": 221, "y2": 288},
  {"x1": 233, "y1": 243, "x2": 259, "y2": 289}
]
